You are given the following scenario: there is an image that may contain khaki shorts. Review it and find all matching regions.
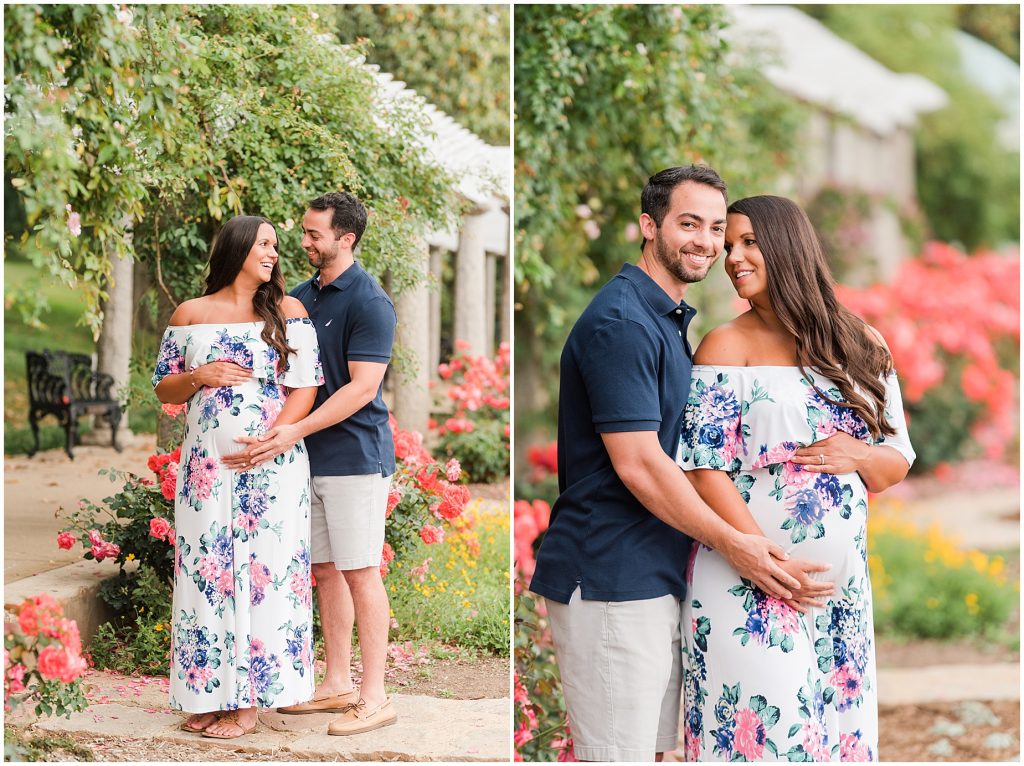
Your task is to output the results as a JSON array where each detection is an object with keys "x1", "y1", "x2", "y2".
[
  {"x1": 546, "y1": 587, "x2": 682, "y2": 761},
  {"x1": 310, "y1": 474, "x2": 391, "y2": 570}
]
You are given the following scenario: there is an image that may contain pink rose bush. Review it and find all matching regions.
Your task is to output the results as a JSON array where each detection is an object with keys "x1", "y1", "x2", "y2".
[
  {"x1": 838, "y1": 242, "x2": 1019, "y2": 467},
  {"x1": 433, "y1": 341, "x2": 510, "y2": 483},
  {"x1": 383, "y1": 416, "x2": 474, "y2": 574},
  {"x1": 5, "y1": 594, "x2": 88, "y2": 717}
]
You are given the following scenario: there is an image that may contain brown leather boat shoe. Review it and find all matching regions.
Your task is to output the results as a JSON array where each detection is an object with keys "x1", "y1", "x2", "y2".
[{"x1": 278, "y1": 687, "x2": 360, "y2": 714}]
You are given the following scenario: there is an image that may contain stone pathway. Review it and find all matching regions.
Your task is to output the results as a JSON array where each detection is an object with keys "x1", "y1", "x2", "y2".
[{"x1": 7, "y1": 670, "x2": 509, "y2": 761}]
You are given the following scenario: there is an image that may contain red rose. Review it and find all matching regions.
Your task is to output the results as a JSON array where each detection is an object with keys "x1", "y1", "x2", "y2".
[
  {"x1": 149, "y1": 517, "x2": 172, "y2": 540},
  {"x1": 56, "y1": 532, "x2": 76, "y2": 550}
]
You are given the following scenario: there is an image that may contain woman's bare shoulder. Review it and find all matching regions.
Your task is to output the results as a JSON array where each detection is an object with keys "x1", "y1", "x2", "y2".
[
  {"x1": 693, "y1": 318, "x2": 752, "y2": 366},
  {"x1": 168, "y1": 298, "x2": 208, "y2": 327},
  {"x1": 281, "y1": 295, "x2": 308, "y2": 319}
]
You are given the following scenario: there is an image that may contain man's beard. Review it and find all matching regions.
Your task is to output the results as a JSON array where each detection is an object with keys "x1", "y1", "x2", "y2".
[
  {"x1": 308, "y1": 242, "x2": 339, "y2": 271},
  {"x1": 653, "y1": 229, "x2": 713, "y2": 284}
]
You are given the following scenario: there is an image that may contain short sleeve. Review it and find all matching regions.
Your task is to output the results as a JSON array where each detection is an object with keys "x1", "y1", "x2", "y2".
[
  {"x1": 578, "y1": 320, "x2": 661, "y2": 433},
  {"x1": 279, "y1": 318, "x2": 325, "y2": 388},
  {"x1": 152, "y1": 327, "x2": 187, "y2": 388},
  {"x1": 347, "y1": 296, "x2": 396, "y2": 363},
  {"x1": 876, "y1": 371, "x2": 916, "y2": 467},
  {"x1": 676, "y1": 367, "x2": 747, "y2": 472}
]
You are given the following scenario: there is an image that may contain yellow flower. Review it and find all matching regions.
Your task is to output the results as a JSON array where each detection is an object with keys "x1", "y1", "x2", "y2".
[
  {"x1": 154, "y1": 623, "x2": 163, "y2": 631},
  {"x1": 126, "y1": 553, "x2": 136, "y2": 561},
  {"x1": 926, "y1": 597, "x2": 939, "y2": 609}
]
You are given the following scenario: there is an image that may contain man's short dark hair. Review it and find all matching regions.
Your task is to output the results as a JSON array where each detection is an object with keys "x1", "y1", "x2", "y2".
[
  {"x1": 308, "y1": 191, "x2": 368, "y2": 247},
  {"x1": 641, "y1": 165, "x2": 728, "y2": 229}
]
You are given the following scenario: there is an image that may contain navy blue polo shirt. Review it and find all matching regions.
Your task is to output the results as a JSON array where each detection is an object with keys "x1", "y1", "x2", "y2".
[
  {"x1": 529, "y1": 263, "x2": 697, "y2": 604},
  {"x1": 290, "y1": 261, "x2": 396, "y2": 477}
]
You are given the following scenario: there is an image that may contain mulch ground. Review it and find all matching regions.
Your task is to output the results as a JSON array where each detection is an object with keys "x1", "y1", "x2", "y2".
[{"x1": 879, "y1": 700, "x2": 1019, "y2": 761}]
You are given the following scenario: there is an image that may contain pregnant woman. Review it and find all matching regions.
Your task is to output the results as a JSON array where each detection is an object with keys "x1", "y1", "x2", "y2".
[
  {"x1": 154, "y1": 214, "x2": 323, "y2": 739},
  {"x1": 677, "y1": 196, "x2": 915, "y2": 761}
]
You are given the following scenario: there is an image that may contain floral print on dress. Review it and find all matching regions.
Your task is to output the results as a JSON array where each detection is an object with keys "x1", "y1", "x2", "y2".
[
  {"x1": 154, "y1": 320, "x2": 321, "y2": 713},
  {"x1": 678, "y1": 365, "x2": 915, "y2": 762}
]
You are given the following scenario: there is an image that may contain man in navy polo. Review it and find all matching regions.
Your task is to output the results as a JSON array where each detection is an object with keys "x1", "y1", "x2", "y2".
[
  {"x1": 226, "y1": 192, "x2": 397, "y2": 736},
  {"x1": 529, "y1": 166, "x2": 805, "y2": 761}
]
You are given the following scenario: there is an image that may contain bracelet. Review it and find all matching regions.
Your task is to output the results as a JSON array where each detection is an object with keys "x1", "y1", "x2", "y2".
[{"x1": 189, "y1": 370, "x2": 197, "y2": 390}]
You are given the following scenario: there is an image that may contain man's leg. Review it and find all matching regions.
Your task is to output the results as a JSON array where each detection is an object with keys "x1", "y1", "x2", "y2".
[
  {"x1": 546, "y1": 587, "x2": 682, "y2": 762},
  {"x1": 312, "y1": 561, "x2": 356, "y2": 695},
  {"x1": 341, "y1": 565, "x2": 390, "y2": 707}
]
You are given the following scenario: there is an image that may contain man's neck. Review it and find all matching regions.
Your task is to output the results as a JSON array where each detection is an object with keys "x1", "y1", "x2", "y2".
[
  {"x1": 635, "y1": 250, "x2": 688, "y2": 304},
  {"x1": 318, "y1": 253, "x2": 356, "y2": 286}
]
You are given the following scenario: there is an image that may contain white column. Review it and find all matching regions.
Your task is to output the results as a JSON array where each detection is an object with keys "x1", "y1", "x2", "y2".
[
  {"x1": 453, "y1": 206, "x2": 489, "y2": 357},
  {"x1": 484, "y1": 252, "x2": 496, "y2": 358},
  {"x1": 499, "y1": 208, "x2": 510, "y2": 345},
  {"x1": 392, "y1": 237, "x2": 432, "y2": 436},
  {"x1": 428, "y1": 246, "x2": 443, "y2": 375}
]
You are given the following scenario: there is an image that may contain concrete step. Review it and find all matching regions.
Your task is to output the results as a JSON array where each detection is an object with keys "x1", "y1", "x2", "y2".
[{"x1": 878, "y1": 663, "x2": 1020, "y2": 705}]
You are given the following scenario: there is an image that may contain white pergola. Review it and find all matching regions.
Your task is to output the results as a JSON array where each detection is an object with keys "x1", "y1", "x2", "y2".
[{"x1": 369, "y1": 66, "x2": 511, "y2": 434}]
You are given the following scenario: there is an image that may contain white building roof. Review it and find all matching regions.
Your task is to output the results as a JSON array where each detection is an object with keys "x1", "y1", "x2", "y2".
[
  {"x1": 955, "y1": 31, "x2": 1019, "y2": 150},
  {"x1": 370, "y1": 66, "x2": 510, "y2": 255},
  {"x1": 723, "y1": 5, "x2": 948, "y2": 136}
]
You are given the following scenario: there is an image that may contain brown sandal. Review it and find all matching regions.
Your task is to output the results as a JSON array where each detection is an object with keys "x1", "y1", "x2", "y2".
[
  {"x1": 180, "y1": 712, "x2": 220, "y2": 732},
  {"x1": 201, "y1": 710, "x2": 258, "y2": 740}
]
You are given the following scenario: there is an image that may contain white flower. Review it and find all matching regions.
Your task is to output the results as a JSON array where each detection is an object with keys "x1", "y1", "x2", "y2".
[
  {"x1": 636, "y1": 43, "x2": 648, "y2": 56},
  {"x1": 67, "y1": 206, "x2": 82, "y2": 237},
  {"x1": 71, "y1": 125, "x2": 83, "y2": 137},
  {"x1": 574, "y1": 204, "x2": 592, "y2": 219},
  {"x1": 583, "y1": 220, "x2": 601, "y2": 240},
  {"x1": 624, "y1": 223, "x2": 641, "y2": 242},
  {"x1": 281, "y1": 218, "x2": 295, "y2": 231},
  {"x1": 115, "y1": 8, "x2": 132, "y2": 25}
]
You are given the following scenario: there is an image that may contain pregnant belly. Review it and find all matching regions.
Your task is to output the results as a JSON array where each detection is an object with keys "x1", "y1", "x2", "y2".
[
  {"x1": 184, "y1": 381, "x2": 284, "y2": 457},
  {"x1": 743, "y1": 468, "x2": 868, "y2": 564}
]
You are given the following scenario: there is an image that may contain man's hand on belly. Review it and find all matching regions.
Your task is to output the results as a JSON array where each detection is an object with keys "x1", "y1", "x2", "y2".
[{"x1": 221, "y1": 423, "x2": 302, "y2": 470}]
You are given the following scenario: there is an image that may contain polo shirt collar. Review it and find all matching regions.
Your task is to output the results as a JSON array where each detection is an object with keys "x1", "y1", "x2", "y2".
[
  {"x1": 314, "y1": 260, "x2": 363, "y2": 292},
  {"x1": 618, "y1": 262, "x2": 694, "y2": 316}
]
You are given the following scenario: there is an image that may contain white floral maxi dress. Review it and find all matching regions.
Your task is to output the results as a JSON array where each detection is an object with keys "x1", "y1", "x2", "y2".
[
  {"x1": 676, "y1": 366, "x2": 915, "y2": 762},
  {"x1": 152, "y1": 319, "x2": 324, "y2": 713}
]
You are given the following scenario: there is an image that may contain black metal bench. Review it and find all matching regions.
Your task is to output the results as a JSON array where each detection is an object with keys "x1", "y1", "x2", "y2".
[{"x1": 25, "y1": 350, "x2": 123, "y2": 459}]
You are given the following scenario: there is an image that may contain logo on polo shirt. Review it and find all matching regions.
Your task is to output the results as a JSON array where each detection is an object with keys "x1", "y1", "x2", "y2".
[{"x1": 325, "y1": 319, "x2": 333, "y2": 326}]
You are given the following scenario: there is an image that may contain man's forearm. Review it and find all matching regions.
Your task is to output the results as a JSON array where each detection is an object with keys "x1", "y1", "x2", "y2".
[
  {"x1": 294, "y1": 380, "x2": 378, "y2": 439},
  {"x1": 618, "y1": 450, "x2": 740, "y2": 554}
]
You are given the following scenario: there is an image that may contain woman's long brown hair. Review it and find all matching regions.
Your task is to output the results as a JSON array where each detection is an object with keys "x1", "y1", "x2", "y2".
[
  {"x1": 727, "y1": 195, "x2": 895, "y2": 438},
  {"x1": 203, "y1": 215, "x2": 296, "y2": 373}
]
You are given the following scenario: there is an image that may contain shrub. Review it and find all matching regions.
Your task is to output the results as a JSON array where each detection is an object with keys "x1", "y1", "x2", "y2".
[
  {"x1": 89, "y1": 564, "x2": 172, "y2": 675},
  {"x1": 436, "y1": 419, "x2": 509, "y2": 484},
  {"x1": 837, "y1": 242, "x2": 1019, "y2": 470},
  {"x1": 4, "y1": 595, "x2": 88, "y2": 718},
  {"x1": 387, "y1": 500, "x2": 510, "y2": 655},
  {"x1": 869, "y1": 501, "x2": 1017, "y2": 640},
  {"x1": 434, "y1": 341, "x2": 510, "y2": 483}
]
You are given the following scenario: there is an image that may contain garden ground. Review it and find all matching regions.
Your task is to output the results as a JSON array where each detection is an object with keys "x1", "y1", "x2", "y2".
[{"x1": 4, "y1": 441, "x2": 511, "y2": 761}]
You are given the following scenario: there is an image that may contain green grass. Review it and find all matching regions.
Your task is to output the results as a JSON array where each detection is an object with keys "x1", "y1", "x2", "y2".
[
  {"x1": 387, "y1": 508, "x2": 510, "y2": 655},
  {"x1": 5, "y1": 258, "x2": 159, "y2": 453}
]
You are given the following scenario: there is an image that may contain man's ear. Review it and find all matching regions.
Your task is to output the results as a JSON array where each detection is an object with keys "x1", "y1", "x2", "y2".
[
  {"x1": 639, "y1": 213, "x2": 657, "y2": 244},
  {"x1": 339, "y1": 231, "x2": 357, "y2": 250}
]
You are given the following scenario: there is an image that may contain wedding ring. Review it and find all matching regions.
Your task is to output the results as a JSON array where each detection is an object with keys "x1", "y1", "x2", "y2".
[{"x1": 819, "y1": 453, "x2": 825, "y2": 466}]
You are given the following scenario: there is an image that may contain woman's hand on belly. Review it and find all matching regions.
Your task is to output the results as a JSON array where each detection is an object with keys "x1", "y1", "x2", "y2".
[{"x1": 193, "y1": 362, "x2": 252, "y2": 388}]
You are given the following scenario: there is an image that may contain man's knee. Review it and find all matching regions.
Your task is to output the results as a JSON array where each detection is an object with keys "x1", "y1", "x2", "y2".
[
  {"x1": 341, "y1": 566, "x2": 383, "y2": 592},
  {"x1": 313, "y1": 562, "x2": 341, "y2": 580}
]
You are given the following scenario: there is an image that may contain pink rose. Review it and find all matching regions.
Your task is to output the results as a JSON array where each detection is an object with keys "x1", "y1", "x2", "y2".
[
  {"x1": 733, "y1": 708, "x2": 766, "y2": 760},
  {"x1": 419, "y1": 525, "x2": 445, "y2": 545},
  {"x1": 149, "y1": 517, "x2": 172, "y2": 540},
  {"x1": 445, "y1": 458, "x2": 462, "y2": 483},
  {"x1": 56, "y1": 532, "x2": 76, "y2": 550},
  {"x1": 6, "y1": 663, "x2": 27, "y2": 694},
  {"x1": 37, "y1": 644, "x2": 86, "y2": 683}
]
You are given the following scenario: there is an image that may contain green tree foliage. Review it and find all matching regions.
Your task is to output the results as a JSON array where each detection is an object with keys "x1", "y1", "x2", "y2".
[
  {"x1": 335, "y1": 4, "x2": 510, "y2": 145},
  {"x1": 5, "y1": 5, "x2": 459, "y2": 331},
  {"x1": 798, "y1": 4, "x2": 1020, "y2": 251},
  {"x1": 513, "y1": 5, "x2": 802, "y2": 427}
]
